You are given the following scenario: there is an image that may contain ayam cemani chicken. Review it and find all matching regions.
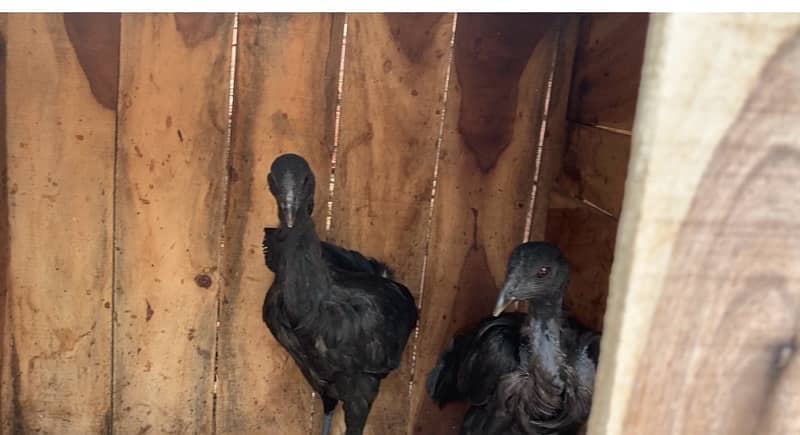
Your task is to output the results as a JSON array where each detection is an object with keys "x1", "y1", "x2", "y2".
[
  {"x1": 427, "y1": 241, "x2": 600, "y2": 435},
  {"x1": 262, "y1": 153, "x2": 418, "y2": 435}
]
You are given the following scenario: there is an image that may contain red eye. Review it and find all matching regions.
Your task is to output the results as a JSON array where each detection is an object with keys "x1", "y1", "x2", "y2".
[{"x1": 536, "y1": 266, "x2": 551, "y2": 278}]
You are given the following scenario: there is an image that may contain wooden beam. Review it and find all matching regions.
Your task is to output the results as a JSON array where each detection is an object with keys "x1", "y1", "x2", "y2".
[
  {"x1": 328, "y1": 13, "x2": 455, "y2": 435},
  {"x1": 589, "y1": 14, "x2": 800, "y2": 435},
  {"x1": 529, "y1": 16, "x2": 581, "y2": 240},
  {"x1": 113, "y1": 13, "x2": 233, "y2": 433},
  {"x1": 216, "y1": 13, "x2": 344, "y2": 435}
]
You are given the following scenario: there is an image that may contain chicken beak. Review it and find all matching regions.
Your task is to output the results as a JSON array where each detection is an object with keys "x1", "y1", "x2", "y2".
[
  {"x1": 493, "y1": 283, "x2": 516, "y2": 317},
  {"x1": 281, "y1": 202, "x2": 296, "y2": 229}
]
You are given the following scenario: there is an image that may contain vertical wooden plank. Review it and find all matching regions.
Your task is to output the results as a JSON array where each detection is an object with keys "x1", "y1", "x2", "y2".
[
  {"x1": 216, "y1": 13, "x2": 344, "y2": 435},
  {"x1": 1, "y1": 13, "x2": 118, "y2": 433},
  {"x1": 588, "y1": 14, "x2": 800, "y2": 435},
  {"x1": 0, "y1": 14, "x2": 8, "y2": 429},
  {"x1": 113, "y1": 13, "x2": 232, "y2": 433},
  {"x1": 410, "y1": 14, "x2": 562, "y2": 435},
  {"x1": 567, "y1": 13, "x2": 649, "y2": 131},
  {"x1": 328, "y1": 13, "x2": 454, "y2": 435},
  {"x1": 528, "y1": 16, "x2": 580, "y2": 239}
]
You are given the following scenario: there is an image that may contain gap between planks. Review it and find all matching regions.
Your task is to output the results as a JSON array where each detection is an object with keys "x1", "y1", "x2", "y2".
[
  {"x1": 571, "y1": 120, "x2": 633, "y2": 136},
  {"x1": 522, "y1": 20, "x2": 562, "y2": 243},
  {"x1": 407, "y1": 10, "x2": 460, "y2": 406},
  {"x1": 211, "y1": 12, "x2": 240, "y2": 435}
]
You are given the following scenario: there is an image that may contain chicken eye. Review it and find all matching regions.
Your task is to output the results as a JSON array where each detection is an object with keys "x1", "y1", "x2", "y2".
[{"x1": 535, "y1": 266, "x2": 551, "y2": 278}]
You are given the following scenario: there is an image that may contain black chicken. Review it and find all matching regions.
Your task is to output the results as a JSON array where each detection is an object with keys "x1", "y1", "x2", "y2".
[
  {"x1": 426, "y1": 241, "x2": 600, "y2": 435},
  {"x1": 262, "y1": 153, "x2": 419, "y2": 435}
]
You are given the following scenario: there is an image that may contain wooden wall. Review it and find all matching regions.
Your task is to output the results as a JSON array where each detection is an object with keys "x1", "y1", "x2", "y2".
[
  {"x1": 0, "y1": 13, "x2": 593, "y2": 434},
  {"x1": 589, "y1": 13, "x2": 800, "y2": 435},
  {"x1": 542, "y1": 13, "x2": 649, "y2": 331}
]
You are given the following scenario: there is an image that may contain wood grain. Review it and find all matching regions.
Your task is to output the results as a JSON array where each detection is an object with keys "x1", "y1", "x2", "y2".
[
  {"x1": 113, "y1": 13, "x2": 232, "y2": 433},
  {"x1": 0, "y1": 14, "x2": 8, "y2": 430},
  {"x1": 528, "y1": 16, "x2": 580, "y2": 240},
  {"x1": 216, "y1": 13, "x2": 344, "y2": 435},
  {"x1": 0, "y1": 13, "x2": 118, "y2": 433},
  {"x1": 541, "y1": 124, "x2": 631, "y2": 333},
  {"x1": 567, "y1": 13, "x2": 649, "y2": 132},
  {"x1": 325, "y1": 13, "x2": 455, "y2": 435},
  {"x1": 554, "y1": 124, "x2": 630, "y2": 216},
  {"x1": 409, "y1": 14, "x2": 563, "y2": 435},
  {"x1": 588, "y1": 14, "x2": 800, "y2": 435}
]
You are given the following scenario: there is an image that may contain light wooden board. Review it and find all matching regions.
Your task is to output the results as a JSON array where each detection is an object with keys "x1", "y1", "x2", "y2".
[
  {"x1": 216, "y1": 13, "x2": 344, "y2": 435},
  {"x1": 588, "y1": 14, "x2": 800, "y2": 435},
  {"x1": 1, "y1": 13, "x2": 118, "y2": 433},
  {"x1": 326, "y1": 13, "x2": 455, "y2": 435},
  {"x1": 567, "y1": 13, "x2": 649, "y2": 132},
  {"x1": 553, "y1": 124, "x2": 631, "y2": 216},
  {"x1": 409, "y1": 14, "x2": 563, "y2": 435},
  {"x1": 113, "y1": 13, "x2": 232, "y2": 433}
]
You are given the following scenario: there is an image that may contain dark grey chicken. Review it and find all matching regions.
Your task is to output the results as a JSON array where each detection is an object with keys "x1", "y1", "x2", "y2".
[
  {"x1": 262, "y1": 153, "x2": 418, "y2": 435},
  {"x1": 426, "y1": 241, "x2": 600, "y2": 435}
]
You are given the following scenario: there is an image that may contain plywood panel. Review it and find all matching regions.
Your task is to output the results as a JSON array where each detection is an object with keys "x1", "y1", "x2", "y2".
[
  {"x1": 325, "y1": 13, "x2": 455, "y2": 435},
  {"x1": 528, "y1": 16, "x2": 580, "y2": 240},
  {"x1": 1, "y1": 13, "x2": 118, "y2": 433},
  {"x1": 555, "y1": 123, "x2": 630, "y2": 216},
  {"x1": 568, "y1": 13, "x2": 649, "y2": 131},
  {"x1": 589, "y1": 14, "x2": 800, "y2": 435},
  {"x1": 409, "y1": 14, "x2": 562, "y2": 435},
  {"x1": 113, "y1": 13, "x2": 232, "y2": 433},
  {"x1": 544, "y1": 193, "x2": 617, "y2": 332},
  {"x1": 216, "y1": 13, "x2": 344, "y2": 435}
]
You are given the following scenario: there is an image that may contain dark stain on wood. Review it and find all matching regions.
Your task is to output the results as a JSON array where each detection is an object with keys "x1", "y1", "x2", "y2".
[
  {"x1": 626, "y1": 31, "x2": 800, "y2": 434},
  {"x1": 174, "y1": 13, "x2": 227, "y2": 48},
  {"x1": 454, "y1": 13, "x2": 554, "y2": 172},
  {"x1": 219, "y1": 14, "x2": 263, "y2": 316},
  {"x1": 271, "y1": 110, "x2": 291, "y2": 135},
  {"x1": 145, "y1": 299, "x2": 154, "y2": 321},
  {"x1": 567, "y1": 13, "x2": 649, "y2": 130},
  {"x1": 10, "y1": 336, "x2": 25, "y2": 433},
  {"x1": 104, "y1": 408, "x2": 112, "y2": 435},
  {"x1": 194, "y1": 273, "x2": 212, "y2": 288},
  {"x1": 63, "y1": 13, "x2": 120, "y2": 111},
  {"x1": 384, "y1": 13, "x2": 445, "y2": 64},
  {"x1": 215, "y1": 15, "x2": 267, "y2": 428}
]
